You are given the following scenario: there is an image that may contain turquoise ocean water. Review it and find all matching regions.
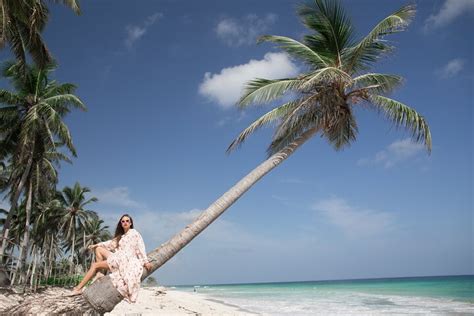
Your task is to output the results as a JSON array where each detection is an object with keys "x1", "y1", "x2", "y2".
[{"x1": 173, "y1": 275, "x2": 473, "y2": 315}]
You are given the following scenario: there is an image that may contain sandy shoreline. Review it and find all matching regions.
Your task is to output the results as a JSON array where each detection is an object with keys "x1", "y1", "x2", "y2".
[
  {"x1": 0, "y1": 286, "x2": 255, "y2": 315},
  {"x1": 105, "y1": 286, "x2": 256, "y2": 315}
]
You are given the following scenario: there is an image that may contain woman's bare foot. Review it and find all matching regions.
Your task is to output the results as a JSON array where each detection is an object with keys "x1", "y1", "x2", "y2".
[
  {"x1": 91, "y1": 271, "x2": 105, "y2": 283},
  {"x1": 68, "y1": 287, "x2": 83, "y2": 296}
]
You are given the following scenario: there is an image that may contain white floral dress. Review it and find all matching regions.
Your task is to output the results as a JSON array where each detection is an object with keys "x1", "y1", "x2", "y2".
[{"x1": 98, "y1": 228, "x2": 149, "y2": 303}]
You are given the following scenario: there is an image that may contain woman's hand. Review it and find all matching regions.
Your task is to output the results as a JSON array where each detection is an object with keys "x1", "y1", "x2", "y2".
[
  {"x1": 88, "y1": 244, "x2": 97, "y2": 250},
  {"x1": 144, "y1": 262, "x2": 152, "y2": 271}
]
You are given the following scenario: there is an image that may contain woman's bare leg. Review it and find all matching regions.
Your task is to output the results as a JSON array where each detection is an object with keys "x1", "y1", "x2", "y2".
[
  {"x1": 94, "y1": 246, "x2": 110, "y2": 275},
  {"x1": 95, "y1": 246, "x2": 110, "y2": 262},
  {"x1": 73, "y1": 260, "x2": 109, "y2": 293}
]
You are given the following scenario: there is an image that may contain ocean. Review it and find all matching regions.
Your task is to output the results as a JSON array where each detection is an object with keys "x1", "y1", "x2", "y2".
[{"x1": 173, "y1": 275, "x2": 473, "y2": 315}]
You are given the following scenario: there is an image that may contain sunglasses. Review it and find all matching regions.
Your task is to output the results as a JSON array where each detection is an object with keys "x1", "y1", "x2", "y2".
[{"x1": 121, "y1": 219, "x2": 130, "y2": 223}]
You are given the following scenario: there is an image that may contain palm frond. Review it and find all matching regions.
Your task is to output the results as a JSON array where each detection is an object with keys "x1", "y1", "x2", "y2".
[
  {"x1": 344, "y1": 4, "x2": 416, "y2": 72},
  {"x1": 227, "y1": 99, "x2": 303, "y2": 153},
  {"x1": 351, "y1": 73, "x2": 403, "y2": 95},
  {"x1": 0, "y1": 90, "x2": 22, "y2": 105},
  {"x1": 238, "y1": 78, "x2": 303, "y2": 107},
  {"x1": 298, "y1": 0, "x2": 354, "y2": 65},
  {"x1": 368, "y1": 94, "x2": 431, "y2": 152},
  {"x1": 258, "y1": 35, "x2": 328, "y2": 68},
  {"x1": 42, "y1": 94, "x2": 86, "y2": 111},
  {"x1": 268, "y1": 106, "x2": 322, "y2": 155},
  {"x1": 301, "y1": 67, "x2": 352, "y2": 90}
]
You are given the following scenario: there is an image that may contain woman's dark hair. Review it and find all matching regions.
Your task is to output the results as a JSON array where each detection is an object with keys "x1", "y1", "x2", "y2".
[{"x1": 114, "y1": 214, "x2": 134, "y2": 244}]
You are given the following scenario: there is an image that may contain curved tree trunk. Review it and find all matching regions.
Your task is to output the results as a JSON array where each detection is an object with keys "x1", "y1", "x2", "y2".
[{"x1": 5, "y1": 127, "x2": 318, "y2": 314}]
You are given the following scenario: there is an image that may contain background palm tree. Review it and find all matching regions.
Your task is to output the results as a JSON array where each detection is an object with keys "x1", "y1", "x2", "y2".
[
  {"x1": 79, "y1": 217, "x2": 111, "y2": 269},
  {"x1": 0, "y1": 61, "x2": 85, "y2": 266},
  {"x1": 57, "y1": 182, "x2": 98, "y2": 272},
  {"x1": 32, "y1": 199, "x2": 63, "y2": 283},
  {"x1": 0, "y1": 0, "x2": 81, "y2": 70}
]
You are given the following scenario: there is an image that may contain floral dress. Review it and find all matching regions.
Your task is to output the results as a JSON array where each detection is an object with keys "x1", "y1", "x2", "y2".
[{"x1": 98, "y1": 228, "x2": 149, "y2": 303}]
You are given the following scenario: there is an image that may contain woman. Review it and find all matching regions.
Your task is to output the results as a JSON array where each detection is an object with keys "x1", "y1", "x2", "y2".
[{"x1": 71, "y1": 214, "x2": 153, "y2": 303}]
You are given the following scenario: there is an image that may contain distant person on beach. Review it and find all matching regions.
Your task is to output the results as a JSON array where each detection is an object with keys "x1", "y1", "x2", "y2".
[{"x1": 70, "y1": 214, "x2": 152, "y2": 303}]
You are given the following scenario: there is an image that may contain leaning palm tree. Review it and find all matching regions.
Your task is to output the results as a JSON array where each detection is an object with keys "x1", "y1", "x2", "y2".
[
  {"x1": 0, "y1": 61, "x2": 86, "y2": 264},
  {"x1": 6, "y1": 1, "x2": 432, "y2": 314},
  {"x1": 0, "y1": 0, "x2": 81, "y2": 70}
]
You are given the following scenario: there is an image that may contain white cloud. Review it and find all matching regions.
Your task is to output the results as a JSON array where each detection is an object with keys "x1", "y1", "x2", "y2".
[
  {"x1": 312, "y1": 197, "x2": 395, "y2": 238},
  {"x1": 424, "y1": 0, "x2": 474, "y2": 31},
  {"x1": 436, "y1": 58, "x2": 466, "y2": 78},
  {"x1": 216, "y1": 13, "x2": 277, "y2": 46},
  {"x1": 95, "y1": 187, "x2": 144, "y2": 209},
  {"x1": 198, "y1": 52, "x2": 299, "y2": 108},
  {"x1": 125, "y1": 12, "x2": 163, "y2": 48},
  {"x1": 358, "y1": 138, "x2": 425, "y2": 168}
]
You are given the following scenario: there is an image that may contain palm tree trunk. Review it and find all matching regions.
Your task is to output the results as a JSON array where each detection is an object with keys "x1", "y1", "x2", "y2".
[
  {"x1": 70, "y1": 225, "x2": 75, "y2": 275},
  {"x1": 19, "y1": 180, "x2": 33, "y2": 284},
  {"x1": 0, "y1": 154, "x2": 34, "y2": 263},
  {"x1": 30, "y1": 249, "x2": 38, "y2": 289},
  {"x1": 7, "y1": 127, "x2": 317, "y2": 314},
  {"x1": 25, "y1": 245, "x2": 36, "y2": 286}
]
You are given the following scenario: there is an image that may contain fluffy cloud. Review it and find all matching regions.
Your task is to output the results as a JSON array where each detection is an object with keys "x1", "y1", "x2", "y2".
[
  {"x1": 313, "y1": 197, "x2": 395, "y2": 238},
  {"x1": 125, "y1": 12, "x2": 163, "y2": 48},
  {"x1": 436, "y1": 58, "x2": 466, "y2": 78},
  {"x1": 198, "y1": 53, "x2": 299, "y2": 108},
  {"x1": 424, "y1": 0, "x2": 474, "y2": 31},
  {"x1": 216, "y1": 14, "x2": 277, "y2": 46},
  {"x1": 358, "y1": 138, "x2": 425, "y2": 168},
  {"x1": 95, "y1": 187, "x2": 144, "y2": 209}
]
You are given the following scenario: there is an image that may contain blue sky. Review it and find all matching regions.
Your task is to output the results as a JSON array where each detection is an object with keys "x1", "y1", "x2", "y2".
[{"x1": 1, "y1": 0, "x2": 472, "y2": 285}]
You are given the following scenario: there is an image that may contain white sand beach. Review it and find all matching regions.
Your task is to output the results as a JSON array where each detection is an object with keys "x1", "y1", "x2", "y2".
[
  {"x1": 0, "y1": 286, "x2": 255, "y2": 315},
  {"x1": 105, "y1": 287, "x2": 255, "y2": 315}
]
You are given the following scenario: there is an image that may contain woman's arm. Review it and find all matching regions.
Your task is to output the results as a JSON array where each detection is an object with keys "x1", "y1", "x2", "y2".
[
  {"x1": 135, "y1": 231, "x2": 150, "y2": 267},
  {"x1": 96, "y1": 238, "x2": 118, "y2": 251}
]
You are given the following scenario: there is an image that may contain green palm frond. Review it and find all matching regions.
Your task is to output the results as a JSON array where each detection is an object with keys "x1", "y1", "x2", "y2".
[
  {"x1": 238, "y1": 78, "x2": 303, "y2": 107},
  {"x1": 25, "y1": 29, "x2": 52, "y2": 69},
  {"x1": 45, "y1": 151, "x2": 72, "y2": 164},
  {"x1": 344, "y1": 4, "x2": 416, "y2": 72},
  {"x1": 351, "y1": 73, "x2": 403, "y2": 95},
  {"x1": 43, "y1": 83, "x2": 76, "y2": 98},
  {"x1": 42, "y1": 94, "x2": 86, "y2": 111},
  {"x1": 368, "y1": 94, "x2": 431, "y2": 152},
  {"x1": 258, "y1": 35, "x2": 328, "y2": 68},
  {"x1": 298, "y1": 0, "x2": 354, "y2": 65},
  {"x1": 227, "y1": 99, "x2": 303, "y2": 153},
  {"x1": 268, "y1": 108, "x2": 322, "y2": 155},
  {"x1": 272, "y1": 94, "x2": 320, "y2": 142},
  {"x1": 0, "y1": 90, "x2": 22, "y2": 105},
  {"x1": 301, "y1": 67, "x2": 352, "y2": 90},
  {"x1": 8, "y1": 21, "x2": 28, "y2": 71}
]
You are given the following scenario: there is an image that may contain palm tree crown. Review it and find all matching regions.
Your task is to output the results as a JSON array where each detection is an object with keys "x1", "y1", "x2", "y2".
[
  {"x1": 228, "y1": 0, "x2": 431, "y2": 155},
  {"x1": 0, "y1": 0, "x2": 81, "y2": 70}
]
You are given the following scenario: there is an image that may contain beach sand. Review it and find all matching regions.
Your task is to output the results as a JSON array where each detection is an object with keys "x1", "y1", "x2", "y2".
[
  {"x1": 105, "y1": 286, "x2": 255, "y2": 315},
  {"x1": 0, "y1": 286, "x2": 254, "y2": 315}
]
